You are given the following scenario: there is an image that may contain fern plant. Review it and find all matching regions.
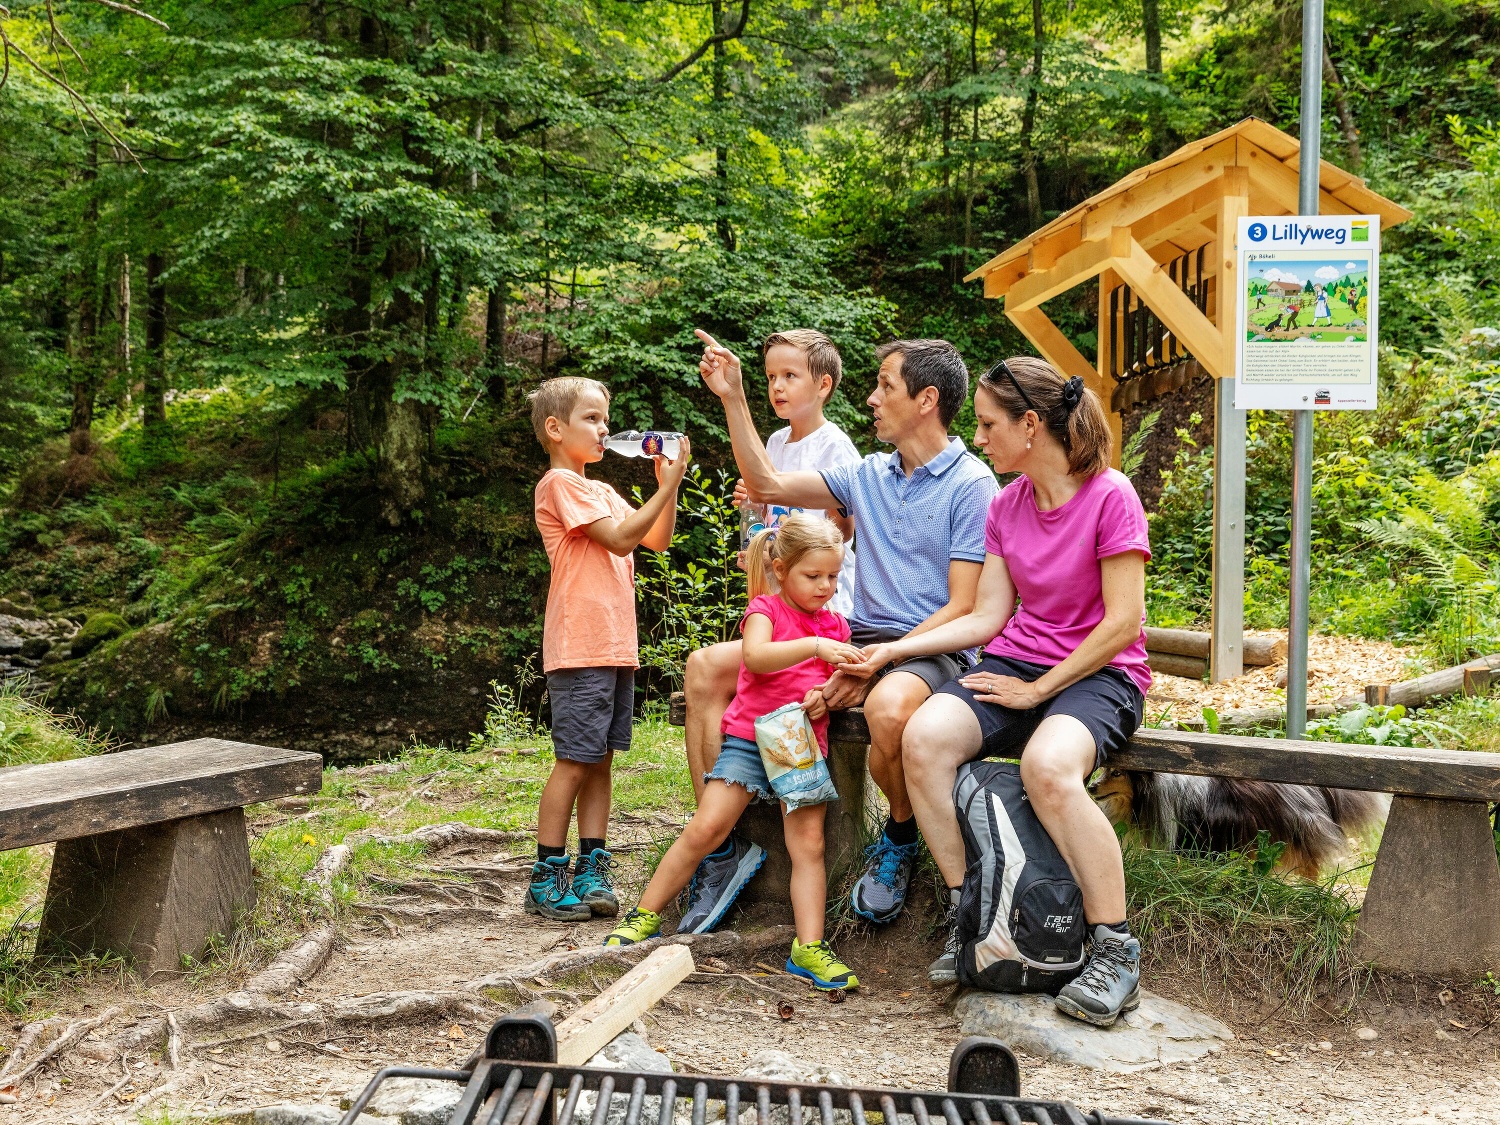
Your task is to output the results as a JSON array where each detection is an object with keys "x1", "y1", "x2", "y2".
[
  {"x1": 1121, "y1": 409, "x2": 1162, "y2": 479},
  {"x1": 1358, "y1": 460, "x2": 1500, "y2": 664}
]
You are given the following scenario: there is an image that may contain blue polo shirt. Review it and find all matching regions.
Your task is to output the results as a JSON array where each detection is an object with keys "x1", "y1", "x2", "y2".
[{"x1": 820, "y1": 437, "x2": 998, "y2": 635}]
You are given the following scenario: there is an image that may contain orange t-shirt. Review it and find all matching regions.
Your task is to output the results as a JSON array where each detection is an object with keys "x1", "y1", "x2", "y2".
[{"x1": 535, "y1": 469, "x2": 638, "y2": 672}]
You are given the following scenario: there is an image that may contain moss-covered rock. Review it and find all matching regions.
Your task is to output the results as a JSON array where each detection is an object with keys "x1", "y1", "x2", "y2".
[{"x1": 69, "y1": 612, "x2": 129, "y2": 657}]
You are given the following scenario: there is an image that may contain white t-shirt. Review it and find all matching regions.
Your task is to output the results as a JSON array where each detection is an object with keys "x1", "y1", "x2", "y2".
[{"x1": 764, "y1": 421, "x2": 861, "y2": 617}]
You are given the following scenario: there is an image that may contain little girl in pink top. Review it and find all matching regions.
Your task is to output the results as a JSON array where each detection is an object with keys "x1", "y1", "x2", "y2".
[{"x1": 603, "y1": 514, "x2": 866, "y2": 991}]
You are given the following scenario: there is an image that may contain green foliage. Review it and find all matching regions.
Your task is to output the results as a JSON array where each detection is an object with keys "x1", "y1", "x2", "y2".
[
  {"x1": 1305, "y1": 703, "x2": 1459, "y2": 749},
  {"x1": 1358, "y1": 460, "x2": 1500, "y2": 664},
  {"x1": 635, "y1": 467, "x2": 745, "y2": 689},
  {"x1": 1120, "y1": 409, "x2": 1161, "y2": 479},
  {"x1": 1123, "y1": 839, "x2": 1365, "y2": 1006}
]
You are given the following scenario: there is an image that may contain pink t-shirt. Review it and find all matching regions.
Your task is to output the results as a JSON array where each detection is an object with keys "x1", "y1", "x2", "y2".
[
  {"x1": 721, "y1": 594, "x2": 852, "y2": 755},
  {"x1": 983, "y1": 468, "x2": 1152, "y2": 696}
]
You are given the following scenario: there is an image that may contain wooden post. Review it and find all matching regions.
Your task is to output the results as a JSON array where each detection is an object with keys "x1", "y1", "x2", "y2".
[
  {"x1": 1210, "y1": 169, "x2": 1250, "y2": 683},
  {"x1": 37, "y1": 809, "x2": 255, "y2": 979},
  {"x1": 1365, "y1": 684, "x2": 1390, "y2": 706},
  {"x1": 1098, "y1": 270, "x2": 1122, "y2": 469},
  {"x1": 1354, "y1": 796, "x2": 1500, "y2": 976}
]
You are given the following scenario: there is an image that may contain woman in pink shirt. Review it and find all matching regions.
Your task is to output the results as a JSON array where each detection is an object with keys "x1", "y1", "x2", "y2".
[{"x1": 854, "y1": 357, "x2": 1150, "y2": 1025}]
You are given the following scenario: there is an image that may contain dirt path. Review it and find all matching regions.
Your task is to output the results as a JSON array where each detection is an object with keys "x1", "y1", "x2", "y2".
[{"x1": 7, "y1": 868, "x2": 1497, "y2": 1125}]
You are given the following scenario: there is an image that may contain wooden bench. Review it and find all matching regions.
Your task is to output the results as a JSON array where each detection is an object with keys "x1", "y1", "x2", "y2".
[
  {"x1": 0, "y1": 738, "x2": 322, "y2": 978},
  {"x1": 669, "y1": 694, "x2": 1500, "y2": 976}
]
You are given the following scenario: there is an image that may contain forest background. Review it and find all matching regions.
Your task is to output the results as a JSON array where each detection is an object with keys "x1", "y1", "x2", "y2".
[{"x1": 0, "y1": 0, "x2": 1498, "y2": 754}]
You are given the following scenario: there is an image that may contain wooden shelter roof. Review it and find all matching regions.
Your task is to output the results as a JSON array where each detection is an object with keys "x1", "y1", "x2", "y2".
[{"x1": 964, "y1": 117, "x2": 1413, "y2": 299}]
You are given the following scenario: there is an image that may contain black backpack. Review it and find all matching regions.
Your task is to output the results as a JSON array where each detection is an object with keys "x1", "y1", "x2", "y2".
[{"x1": 953, "y1": 760, "x2": 1087, "y2": 994}]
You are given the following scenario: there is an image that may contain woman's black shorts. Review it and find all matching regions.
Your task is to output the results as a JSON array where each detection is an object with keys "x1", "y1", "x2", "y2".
[{"x1": 935, "y1": 654, "x2": 1145, "y2": 770}]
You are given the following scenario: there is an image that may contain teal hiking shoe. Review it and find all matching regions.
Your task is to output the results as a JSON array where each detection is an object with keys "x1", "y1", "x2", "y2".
[
  {"x1": 526, "y1": 855, "x2": 591, "y2": 921},
  {"x1": 571, "y1": 848, "x2": 619, "y2": 917}
]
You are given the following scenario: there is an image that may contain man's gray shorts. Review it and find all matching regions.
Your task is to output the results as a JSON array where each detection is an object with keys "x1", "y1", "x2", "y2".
[
  {"x1": 546, "y1": 666, "x2": 634, "y2": 763},
  {"x1": 851, "y1": 628, "x2": 972, "y2": 694}
]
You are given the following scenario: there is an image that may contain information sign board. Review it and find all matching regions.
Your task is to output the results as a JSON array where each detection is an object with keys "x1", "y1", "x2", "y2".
[{"x1": 1234, "y1": 215, "x2": 1379, "y2": 410}]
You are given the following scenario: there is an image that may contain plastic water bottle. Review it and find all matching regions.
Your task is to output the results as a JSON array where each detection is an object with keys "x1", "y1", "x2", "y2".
[
  {"x1": 740, "y1": 503, "x2": 766, "y2": 550},
  {"x1": 603, "y1": 430, "x2": 683, "y2": 459}
]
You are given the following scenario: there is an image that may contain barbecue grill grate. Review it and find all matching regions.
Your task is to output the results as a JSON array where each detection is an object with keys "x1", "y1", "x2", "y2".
[{"x1": 339, "y1": 1013, "x2": 1173, "y2": 1125}]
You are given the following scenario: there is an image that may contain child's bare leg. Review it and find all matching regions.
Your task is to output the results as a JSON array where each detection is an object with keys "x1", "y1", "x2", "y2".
[
  {"x1": 574, "y1": 753, "x2": 615, "y2": 843},
  {"x1": 783, "y1": 804, "x2": 828, "y2": 944},
  {"x1": 639, "y1": 782, "x2": 753, "y2": 913},
  {"x1": 537, "y1": 759, "x2": 593, "y2": 849}
]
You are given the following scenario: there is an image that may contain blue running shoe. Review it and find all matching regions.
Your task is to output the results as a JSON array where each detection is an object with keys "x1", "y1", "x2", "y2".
[
  {"x1": 571, "y1": 848, "x2": 619, "y2": 917},
  {"x1": 850, "y1": 835, "x2": 919, "y2": 923},
  {"x1": 677, "y1": 835, "x2": 766, "y2": 934},
  {"x1": 525, "y1": 855, "x2": 591, "y2": 921}
]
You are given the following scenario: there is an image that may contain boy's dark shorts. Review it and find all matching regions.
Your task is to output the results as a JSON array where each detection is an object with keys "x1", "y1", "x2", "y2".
[
  {"x1": 851, "y1": 628, "x2": 972, "y2": 695},
  {"x1": 936, "y1": 654, "x2": 1144, "y2": 771},
  {"x1": 546, "y1": 667, "x2": 634, "y2": 764}
]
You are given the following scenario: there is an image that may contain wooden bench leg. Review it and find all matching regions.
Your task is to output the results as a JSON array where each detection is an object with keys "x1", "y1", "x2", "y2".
[
  {"x1": 734, "y1": 738, "x2": 871, "y2": 908},
  {"x1": 36, "y1": 808, "x2": 255, "y2": 980},
  {"x1": 1353, "y1": 796, "x2": 1500, "y2": 977}
]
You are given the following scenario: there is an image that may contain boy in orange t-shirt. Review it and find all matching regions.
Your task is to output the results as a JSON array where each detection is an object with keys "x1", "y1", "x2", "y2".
[{"x1": 528, "y1": 377, "x2": 691, "y2": 921}]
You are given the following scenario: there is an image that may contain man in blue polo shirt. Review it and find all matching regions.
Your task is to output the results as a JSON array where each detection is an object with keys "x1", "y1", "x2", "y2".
[{"x1": 680, "y1": 333, "x2": 998, "y2": 932}]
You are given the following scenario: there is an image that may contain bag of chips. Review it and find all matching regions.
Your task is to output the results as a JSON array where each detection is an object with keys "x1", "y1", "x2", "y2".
[{"x1": 753, "y1": 702, "x2": 839, "y2": 813}]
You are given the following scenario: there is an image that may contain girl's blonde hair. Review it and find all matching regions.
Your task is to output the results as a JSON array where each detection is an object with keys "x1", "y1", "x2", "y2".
[{"x1": 745, "y1": 512, "x2": 845, "y2": 599}]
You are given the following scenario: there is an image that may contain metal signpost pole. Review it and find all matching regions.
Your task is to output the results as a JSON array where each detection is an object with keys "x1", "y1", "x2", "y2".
[{"x1": 1286, "y1": 0, "x2": 1324, "y2": 739}]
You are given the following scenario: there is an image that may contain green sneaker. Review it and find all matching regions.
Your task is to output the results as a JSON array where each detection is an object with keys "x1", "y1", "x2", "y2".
[
  {"x1": 603, "y1": 907, "x2": 662, "y2": 947},
  {"x1": 786, "y1": 938, "x2": 860, "y2": 991}
]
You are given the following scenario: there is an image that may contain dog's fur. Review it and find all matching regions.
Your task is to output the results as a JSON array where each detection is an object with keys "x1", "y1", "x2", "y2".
[{"x1": 1092, "y1": 769, "x2": 1388, "y2": 878}]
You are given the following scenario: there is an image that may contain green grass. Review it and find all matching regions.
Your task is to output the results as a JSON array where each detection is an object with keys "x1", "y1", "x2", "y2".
[{"x1": 1124, "y1": 840, "x2": 1369, "y2": 1010}]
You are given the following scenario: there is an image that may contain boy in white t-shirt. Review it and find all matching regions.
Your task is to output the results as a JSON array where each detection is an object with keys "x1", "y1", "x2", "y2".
[
  {"x1": 742, "y1": 330, "x2": 860, "y2": 616},
  {"x1": 676, "y1": 329, "x2": 860, "y2": 935}
]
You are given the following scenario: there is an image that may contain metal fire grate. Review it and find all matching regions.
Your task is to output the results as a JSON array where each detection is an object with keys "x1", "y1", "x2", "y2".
[{"x1": 339, "y1": 1013, "x2": 1173, "y2": 1125}]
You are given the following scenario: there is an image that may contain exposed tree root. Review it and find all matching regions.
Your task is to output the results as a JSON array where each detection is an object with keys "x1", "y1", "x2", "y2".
[
  {"x1": 106, "y1": 925, "x2": 338, "y2": 1057},
  {"x1": 367, "y1": 822, "x2": 522, "y2": 852},
  {"x1": 0, "y1": 1006, "x2": 121, "y2": 1085},
  {"x1": 468, "y1": 925, "x2": 797, "y2": 991},
  {"x1": 305, "y1": 843, "x2": 351, "y2": 907}
]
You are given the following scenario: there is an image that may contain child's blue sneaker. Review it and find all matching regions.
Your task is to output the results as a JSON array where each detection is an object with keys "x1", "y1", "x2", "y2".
[
  {"x1": 850, "y1": 836, "x2": 919, "y2": 923},
  {"x1": 526, "y1": 855, "x2": 592, "y2": 921},
  {"x1": 571, "y1": 848, "x2": 619, "y2": 917}
]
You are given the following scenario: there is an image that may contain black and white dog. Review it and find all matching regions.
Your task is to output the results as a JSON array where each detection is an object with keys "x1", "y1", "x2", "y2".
[{"x1": 1092, "y1": 769, "x2": 1387, "y2": 878}]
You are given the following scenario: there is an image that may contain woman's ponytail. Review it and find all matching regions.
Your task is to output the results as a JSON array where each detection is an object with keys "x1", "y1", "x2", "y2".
[{"x1": 979, "y1": 356, "x2": 1112, "y2": 477}]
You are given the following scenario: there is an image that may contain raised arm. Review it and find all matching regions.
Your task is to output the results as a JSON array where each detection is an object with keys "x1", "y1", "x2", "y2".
[
  {"x1": 696, "y1": 329, "x2": 840, "y2": 510},
  {"x1": 584, "y1": 439, "x2": 691, "y2": 556}
]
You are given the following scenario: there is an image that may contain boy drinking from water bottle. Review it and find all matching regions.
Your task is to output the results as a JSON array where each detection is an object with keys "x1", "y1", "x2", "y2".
[{"x1": 527, "y1": 377, "x2": 691, "y2": 921}]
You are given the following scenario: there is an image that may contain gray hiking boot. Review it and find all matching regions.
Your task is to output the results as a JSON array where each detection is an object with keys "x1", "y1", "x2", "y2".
[
  {"x1": 677, "y1": 834, "x2": 766, "y2": 934},
  {"x1": 928, "y1": 897, "x2": 962, "y2": 984},
  {"x1": 850, "y1": 836, "x2": 920, "y2": 923},
  {"x1": 1054, "y1": 925, "x2": 1141, "y2": 1027}
]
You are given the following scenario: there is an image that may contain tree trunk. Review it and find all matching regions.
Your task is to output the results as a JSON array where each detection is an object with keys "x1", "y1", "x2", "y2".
[
  {"x1": 1019, "y1": 0, "x2": 1045, "y2": 230},
  {"x1": 365, "y1": 237, "x2": 429, "y2": 524},
  {"x1": 143, "y1": 252, "x2": 167, "y2": 431},
  {"x1": 485, "y1": 285, "x2": 506, "y2": 397},
  {"x1": 1143, "y1": 0, "x2": 1169, "y2": 159},
  {"x1": 69, "y1": 142, "x2": 101, "y2": 453},
  {"x1": 1323, "y1": 39, "x2": 1362, "y2": 172},
  {"x1": 711, "y1": 0, "x2": 734, "y2": 251}
]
